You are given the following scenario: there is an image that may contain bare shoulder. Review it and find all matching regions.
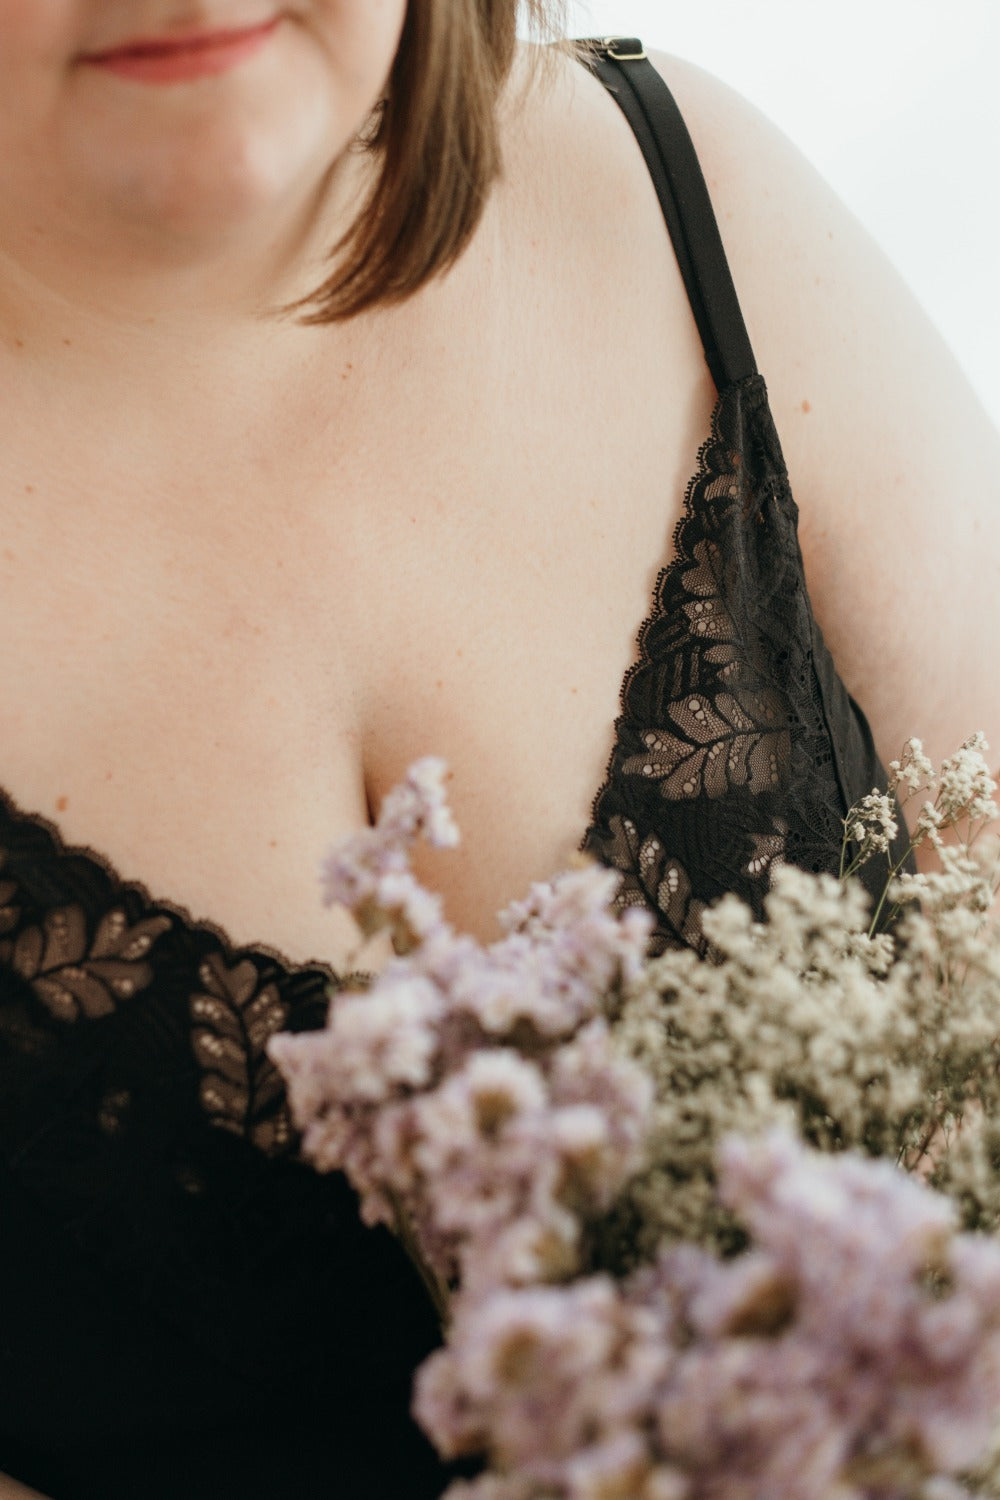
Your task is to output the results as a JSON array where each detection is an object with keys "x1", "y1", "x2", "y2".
[
  {"x1": 644, "y1": 48, "x2": 1000, "y2": 771},
  {"x1": 495, "y1": 42, "x2": 694, "y2": 304}
]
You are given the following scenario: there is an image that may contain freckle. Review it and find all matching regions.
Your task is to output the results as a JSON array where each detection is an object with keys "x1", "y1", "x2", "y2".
[
  {"x1": 268, "y1": 839, "x2": 278, "y2": 849},
  {"x1": 2, "y1": 547, "x2": 14, "y2": 561},
  {"x1": 801, "y1": 399, "x2": 812, "y2": 414},
  {"x1": 13, "y1": 338, "x2": 24, "y2": 350},
  {"x1": 24, "y1": 483, "x2": 35, "y2": 494},
  {"x1": 56, "y1": 795, "x2": 69, "y2": 812},
  {"x1": 62, "y1": 338, "x2": 72, "y2": 347},
  {"x1": 435, "y1": 679, "x2": 443, "y2": 690},
  {"x1": 570, "y1": 686, "x2": 578, "y2": 695},
  {"x1": 455, "y1": 648, "x2": 463, "y2": 658},
  {"x1": 105, "y1": 770, "x2": 114, "y2": 781}
]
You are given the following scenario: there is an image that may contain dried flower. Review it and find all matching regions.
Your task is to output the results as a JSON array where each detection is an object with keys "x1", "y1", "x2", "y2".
[
  {"x1": 842, "y1": 789, "x2": 900, "y2": 877},
  {"x1": 418, "y1": 1134, "x2": 1000, "y2": 1499},
  {"x1": 271, "y1": 764, "x2": 655, "y2": 1300},
  {"x1": 888, "y1": 738, "x2": 936, "y2": 797},
  {"x1": 318, "y1": 756, "x2": 458, "y2": 952},
  {"x1": 272, "y1": 743, "x2": 1000, "y2": 1498},
  {"x1": 610, "y1": 773, "x2": 1000, "y2": 1259}
]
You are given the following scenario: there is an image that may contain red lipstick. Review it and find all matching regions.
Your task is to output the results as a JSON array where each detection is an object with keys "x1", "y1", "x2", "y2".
[{"x1": 81, "y1": 17, "x2": 280, "y2": 85}]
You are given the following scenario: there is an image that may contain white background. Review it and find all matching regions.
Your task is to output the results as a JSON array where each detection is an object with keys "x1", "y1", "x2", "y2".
[{"x1": 530, "y1": 1, "x2": 1000, "y2": 428}]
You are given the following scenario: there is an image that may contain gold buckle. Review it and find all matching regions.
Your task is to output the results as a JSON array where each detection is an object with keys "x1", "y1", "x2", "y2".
[{"x1": 601, "y1": 37, "x2": 647, "y2": 62}]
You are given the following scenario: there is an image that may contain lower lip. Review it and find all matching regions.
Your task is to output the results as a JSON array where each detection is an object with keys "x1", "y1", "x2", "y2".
[{"x1": 82, "y1": 18, "x2": 280, "y2": 85}]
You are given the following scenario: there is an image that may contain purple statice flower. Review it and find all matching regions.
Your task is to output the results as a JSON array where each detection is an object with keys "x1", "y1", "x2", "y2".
[
  {"x1": 401, "y1": 1017, "x2": 653, "y2": 1295},
  {"x1": 419, "y1": 865, "x2": 653, "y2": 1051},
  {"x1": 270, "y1": 762, "x2": 655, "y2": 1293},
  {"x1": 416, "y1": 1134, "x2": 1000, "y2": 1500},
  {"x1": 274, "y1": 987, "x2": 653, "y2": 1291},
  {"x1": 268, "y1": 971, "x2": 446, "y2": 1229},
  {"x1": 414, "y1": 1276, "x2": 682, "y2": 1497},
  {"x1": 711, "y1": 1133, "x2": 1000, "y2": 1478},
  {"x1": 318, "y1": 756, "x2": 458, "y2": 952}
]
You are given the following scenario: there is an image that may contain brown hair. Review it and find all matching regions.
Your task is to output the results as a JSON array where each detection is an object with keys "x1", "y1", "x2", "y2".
[{"x1": 298, "y1": 0, "x2": 567, "y2": 324}]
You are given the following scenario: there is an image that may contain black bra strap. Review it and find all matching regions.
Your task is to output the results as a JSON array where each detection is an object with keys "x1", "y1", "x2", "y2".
[{"x1": 581, "y1": 40, "x2": 758, "y2": 392}]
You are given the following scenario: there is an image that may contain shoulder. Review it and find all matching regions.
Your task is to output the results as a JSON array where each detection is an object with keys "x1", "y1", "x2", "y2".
[
  {"x1": 496, "y1": 41, "x2": 878, "y2": 385},
  {"x1": 494, "y1": 43, "x2": 682, "y2": 285},
  {"x1": 502, "y1": 41, "x2": 1000, "y2": 778},
  {"x1": 651, "y1": 50, "x2": 1000, "y2": 777}
]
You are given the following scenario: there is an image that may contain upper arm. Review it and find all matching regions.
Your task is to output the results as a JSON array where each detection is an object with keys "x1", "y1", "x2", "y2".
[
  {"x1": 648, "y1": 49, "x2": 1000, "y2": 777},
  {"x1": 0, "y1": 1475, "x2": 51, "y2": 1499}
]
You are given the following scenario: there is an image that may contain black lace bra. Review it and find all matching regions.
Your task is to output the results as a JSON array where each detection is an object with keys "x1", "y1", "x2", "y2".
[{"x1": 0, "y1": 44, "x2": 908, "y2": 1500}]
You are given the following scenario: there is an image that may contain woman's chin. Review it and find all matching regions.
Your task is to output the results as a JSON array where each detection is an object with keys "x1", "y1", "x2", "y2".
[
  {"x1": 68, "y1": 99, "x2": 347, "y2": 261},
  {"x1": 64, "y1": 38, "x2": 356, "y2": 260},
  {"x1": 123, "y1": 129, "x2": 333, "y2": 244}
]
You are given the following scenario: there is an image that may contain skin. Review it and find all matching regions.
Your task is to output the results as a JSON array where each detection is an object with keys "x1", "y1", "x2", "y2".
[
  {"x1": 0, "y1": 1, "x2": 405, "y2": 276},
  {"x1": 1, "y1": 9, "x2": 998, "y2": 962},
  {"x1": 0, "y1": 1480, "x2": 47, "y2": 1499},
  {"x1": 0, "y1": 14, "x2": 998, "y2": 1480}
]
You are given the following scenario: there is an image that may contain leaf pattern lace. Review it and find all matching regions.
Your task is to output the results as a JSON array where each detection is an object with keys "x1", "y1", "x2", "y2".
[
  {"x1": 0, "y1": 804, "x2": 446, "y2": 1486},
  {"x1": 0, "y1": 795, "x2": 361, "y2": 1385},
  {"x1": 582, "y1": 374, "x2": 909, "y2": 953}
]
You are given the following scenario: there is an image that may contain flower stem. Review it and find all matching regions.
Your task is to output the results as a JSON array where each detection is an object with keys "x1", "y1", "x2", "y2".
[{"x1": 389, "y1": 1191, "x2": 452, "y2": 1331}]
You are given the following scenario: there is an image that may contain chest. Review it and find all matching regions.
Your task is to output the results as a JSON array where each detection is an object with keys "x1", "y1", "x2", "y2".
[{"x1": 0, "y1": 265, "x2": 712, "y2": 970}]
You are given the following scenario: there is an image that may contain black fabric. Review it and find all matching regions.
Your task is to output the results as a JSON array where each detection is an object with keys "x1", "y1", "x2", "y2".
[
  {"x1": 584, "y1": 43, "x2": 757, "y2": 392},
  {"x1": 0, "y1": 43, "x2": 909, "y2": 1499},
  {"x1": 0, "y1": 801, "x2": 459, "y2": 1499},
  {"x1": 579, "y1": 368, "x2": 906, "y2": 955}
]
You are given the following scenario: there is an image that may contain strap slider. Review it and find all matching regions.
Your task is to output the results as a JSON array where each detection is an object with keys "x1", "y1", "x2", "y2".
[{"x1": 601, "y1": 37, "x2": 647, "y2": 62}]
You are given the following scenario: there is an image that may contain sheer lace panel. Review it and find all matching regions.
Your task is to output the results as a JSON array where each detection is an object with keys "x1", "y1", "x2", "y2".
[{"x1": 582, "y1": 374, "x2": 910, "y2": 954}]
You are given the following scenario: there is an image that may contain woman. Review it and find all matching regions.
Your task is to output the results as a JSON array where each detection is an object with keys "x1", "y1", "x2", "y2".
[{"x1": 0, "y1": 4, "x2": 996, "y2": 1496}]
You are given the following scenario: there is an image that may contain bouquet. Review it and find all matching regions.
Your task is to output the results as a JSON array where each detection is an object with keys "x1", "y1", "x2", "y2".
[{"x1": 270, "y1": 738, "x2": 1000, "y2": 1499}]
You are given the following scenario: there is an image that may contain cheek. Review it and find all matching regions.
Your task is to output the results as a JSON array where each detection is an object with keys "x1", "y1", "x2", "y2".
[
  {"x1": 306, "y1": 0, "x2": 408, "y2": 98},
  {"x1": 0, "y1": 0, "x2": 81, "y2": 48},
  {"x1": 0, "y1": 1, "x2": 83, "y2": 126},
  {"x1": 0, "y1": 17, "x2": 55, "y2": 164}
]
